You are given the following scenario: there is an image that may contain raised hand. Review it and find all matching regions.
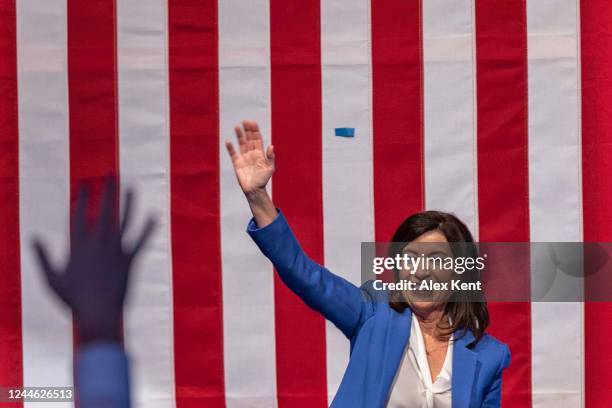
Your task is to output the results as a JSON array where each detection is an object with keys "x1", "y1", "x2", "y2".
[
  {"x1": 225, "y1": 120, "x2": 275, "y2": 195},
  {"x1": 225, "y1": 119, "x2": 278, "y2": 227},
  {"x1": 32, "y1": 178, "x2": 157, "y2": 345}
]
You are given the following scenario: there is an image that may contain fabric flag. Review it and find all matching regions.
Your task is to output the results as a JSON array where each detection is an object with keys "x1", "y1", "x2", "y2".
[{"x1": 1, "y1": 0, "x2": 610, "y2": 407}]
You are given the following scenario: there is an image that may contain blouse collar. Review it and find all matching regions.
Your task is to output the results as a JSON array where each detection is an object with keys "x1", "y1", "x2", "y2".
[{"x1": 410, "y1": 313, "x2": 453, "y2": 394}]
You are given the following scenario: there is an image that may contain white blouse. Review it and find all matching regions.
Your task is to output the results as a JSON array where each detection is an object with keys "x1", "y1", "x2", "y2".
[{"x1": 387, "y1": 315, "x2": 453, "y2": 408}]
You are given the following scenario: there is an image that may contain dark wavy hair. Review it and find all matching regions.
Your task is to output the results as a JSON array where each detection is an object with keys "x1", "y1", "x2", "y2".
[{"x1": 388, "y1": 210, "x2": 488, "y2": 344}]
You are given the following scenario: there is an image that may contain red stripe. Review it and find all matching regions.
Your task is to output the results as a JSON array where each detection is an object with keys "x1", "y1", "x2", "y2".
[
  {"x1": 269, "y1": 1, "x2": 327, "y2": 406},
  {"x1": 580, "y1": 1, "x2": 612, "y2": 405},
  {"x1": 474, "y1": 1, "x2": 531, "y2": 406},
  {"x1": 67, "y1": 0, "x2": 119, "y2": 269},
  {"x1": 168, "y1": 1, "x2": 225, "y2": 406},
  {"x1": 68, "y1": 0, "x2": 119, "y2": 187},
  {"x1": 371, "y1": 0, "x2": 425, "y2": 241},
  {"x1": 67, "y1": 0, "x2": 120, "y2": 228},
  {"x1": 0, "y1": 0, "x2": 23, "y2": 398},
  {"x1": 67, "y1": 0, "x2": 120, "y2": 383}
]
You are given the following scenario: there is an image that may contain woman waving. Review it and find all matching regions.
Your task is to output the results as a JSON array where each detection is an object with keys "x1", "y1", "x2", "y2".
[{"x1": 225, "y1": 120, "x2": 510, "y2": 408}]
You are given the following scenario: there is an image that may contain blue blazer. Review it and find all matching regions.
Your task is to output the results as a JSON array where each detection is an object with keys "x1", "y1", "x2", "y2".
[{"x1": 248, "y1": 211, "x2": 511, "y2": 408}]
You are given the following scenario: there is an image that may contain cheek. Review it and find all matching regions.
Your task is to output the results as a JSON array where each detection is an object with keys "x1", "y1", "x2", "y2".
[{"x1": 398, "y1": 268, "x2": 413, "y2": 280}]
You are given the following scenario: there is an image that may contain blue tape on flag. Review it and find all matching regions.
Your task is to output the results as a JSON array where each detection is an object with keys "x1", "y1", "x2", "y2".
[{"x1": 335, "y1": 127, "x2": 355, "y2": 137}]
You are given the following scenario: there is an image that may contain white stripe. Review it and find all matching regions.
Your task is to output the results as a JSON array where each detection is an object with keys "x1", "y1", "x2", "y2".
[
  {"x1": 321, "y1": 0, "x2": 375, "y2": 402},
  {"x1": 575, "y1": 1, "x2": 584, "y2": 404},
  {"x1": 16, "y1": 1, "x2": 73, "y2": 406},
  {"x1": 527, "y1": 1, "x2": 583, "y2": 406},
  {"x1": 116, "y1": 1, "x2": 176, "y2": 406},
  {"x1": 218, "y1": 1, "x2": 277, "y2": 406},
  {"x1": 422, "y1": 0, "x2": 477, "y2": 233}
]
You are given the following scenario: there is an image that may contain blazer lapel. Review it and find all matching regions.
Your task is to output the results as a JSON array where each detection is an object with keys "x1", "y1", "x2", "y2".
[
  {"x1": 378, "y1": 310, "x2": 479, "y2": 408},
  {"x1": 378, "y1": 307, "x2": 412, "y2": 406},
  {"x1": 452, "y1": 330, "x2": 478, "y2": 408}
]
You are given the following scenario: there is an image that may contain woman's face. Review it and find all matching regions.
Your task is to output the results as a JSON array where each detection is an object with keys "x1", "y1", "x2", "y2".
[{"x1": 398, "y1": 230, "x2": 453, "y2": 314}]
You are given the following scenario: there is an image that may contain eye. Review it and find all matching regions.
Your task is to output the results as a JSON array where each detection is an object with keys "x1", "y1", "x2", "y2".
[
  {"x1": 403, "y1": 257, "x2": 416, "y2": 268},
  {"x1": 427, "y1": 253, "x2": 444, "y2": 260},
  {"x1": 402, "y1": 251, "x2": 418, "y2": 260}
]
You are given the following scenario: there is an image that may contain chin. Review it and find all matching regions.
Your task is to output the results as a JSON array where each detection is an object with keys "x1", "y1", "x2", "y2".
[
  {"x1": 412, "y1": 301, "x2": 440, "y2": 309},
  {"x1": 405, "y1": 297, "x2": 444, "y2": 313}
]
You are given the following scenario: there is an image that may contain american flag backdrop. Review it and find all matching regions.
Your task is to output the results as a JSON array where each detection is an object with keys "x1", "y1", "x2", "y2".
[{"x1": 1, "y1": 0, "x2": 611, "y2": 407}]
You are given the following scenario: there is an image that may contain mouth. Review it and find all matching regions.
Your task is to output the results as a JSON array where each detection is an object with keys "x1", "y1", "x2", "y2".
[{"x1": 406, "y1": 288, "x2": 435, "y2": 301}]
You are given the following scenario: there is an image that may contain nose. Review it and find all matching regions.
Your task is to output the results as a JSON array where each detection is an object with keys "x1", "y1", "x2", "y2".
[{"x1": 413, "y1": 264, "x2": 431, "y2": 280}]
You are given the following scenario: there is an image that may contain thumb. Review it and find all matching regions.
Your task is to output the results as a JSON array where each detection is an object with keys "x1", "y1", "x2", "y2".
[
  {"x1": 266, "y1": 144, "x2": 275, "y2": 167},
  {"x1": 31, "y1": 238, "x2": 63, "y2": 295}
]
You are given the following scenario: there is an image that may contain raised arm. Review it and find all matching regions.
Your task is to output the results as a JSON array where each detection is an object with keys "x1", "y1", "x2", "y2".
[
  {"x1": 32, "y1": 179, "x2": 157, "y2": 408},
  {"x1": 225, "y1": 120, "x2": 374, "y2": 338}
]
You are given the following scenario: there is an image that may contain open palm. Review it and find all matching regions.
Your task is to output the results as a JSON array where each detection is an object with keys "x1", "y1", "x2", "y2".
[{"x1": 226, "y1": 120, "x2": 275, "y2": 194}]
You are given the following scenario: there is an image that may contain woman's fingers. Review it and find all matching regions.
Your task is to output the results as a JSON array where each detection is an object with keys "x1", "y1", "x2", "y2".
[
  {"x1": 251, "y1": 120, "x2": 264, "y2": 151},
  {"x1": 242, "y1": 120, "x2": 256, "y2": 151},
  {"x1": 235, "y1": 125, "x2": 247, "y2": 154},
  {"x1": 235, "y1": 119, "x2": 267, "y2": 155},
  {"x1": 225, "y1": 139, "x2": 239, "y2": 163}
]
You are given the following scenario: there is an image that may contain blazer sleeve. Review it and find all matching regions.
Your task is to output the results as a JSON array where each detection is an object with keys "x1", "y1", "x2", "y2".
[
  {"x1": 480, "y1": 344, "x2": 511, "y2": 407},
  {"x1": 247, "y1": 210, "x2": 375, "y2": 338},
  {"x1": 76, "y1": 342, "x2": 131, "y2": 408}
]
